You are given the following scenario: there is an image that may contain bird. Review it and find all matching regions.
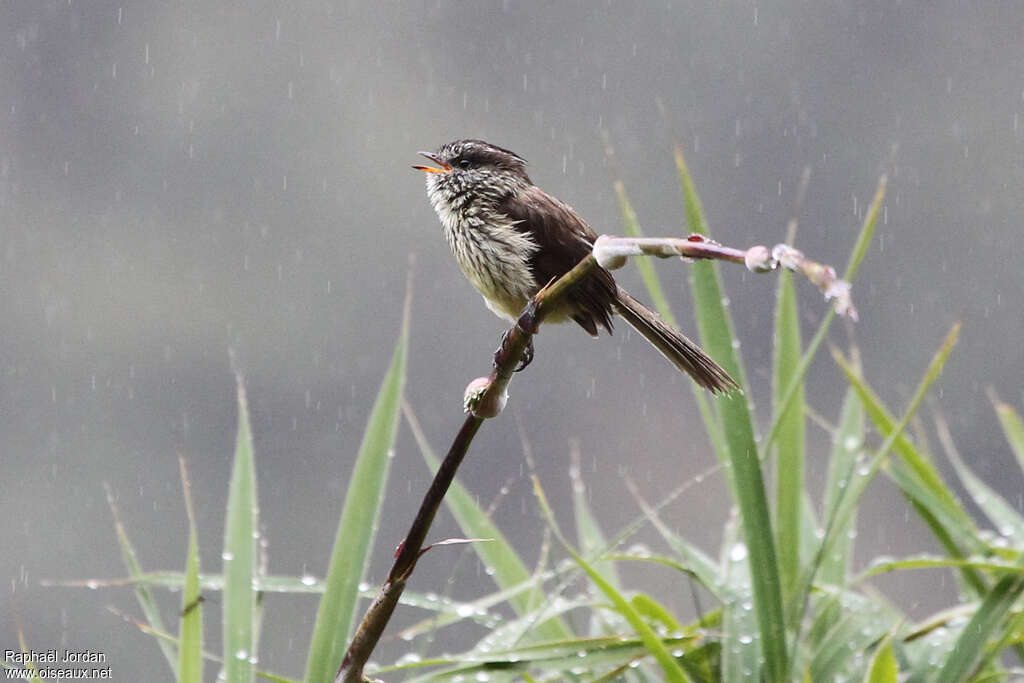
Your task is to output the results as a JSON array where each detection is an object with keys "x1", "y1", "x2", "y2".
[{"x1": 413, "y1": 138, "x2": 737, "y2": 394}]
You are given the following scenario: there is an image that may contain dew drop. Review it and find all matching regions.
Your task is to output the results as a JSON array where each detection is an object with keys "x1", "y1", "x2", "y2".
[{"x1": 729, "y1": 542, "x2": 748, "y2": 562}]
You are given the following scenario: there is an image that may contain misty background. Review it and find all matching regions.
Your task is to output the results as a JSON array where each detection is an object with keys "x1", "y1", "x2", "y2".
[{"x1": 3, "y1": 1, "x2": 1022, "y2": 679}]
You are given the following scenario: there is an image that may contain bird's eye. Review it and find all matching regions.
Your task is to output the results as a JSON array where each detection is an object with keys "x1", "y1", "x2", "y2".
[{"x1": 458, "y1": 159, "x2": 472, "y2": 169}]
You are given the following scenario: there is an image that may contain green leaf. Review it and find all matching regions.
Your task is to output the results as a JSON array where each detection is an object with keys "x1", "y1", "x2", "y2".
[
  {"x1": 833, "y1": 331, "x2": 990, "y2": 597},
  {"x1": 675, "y1": 143, "x2": 787, "y2": 682},
  {"x1": 936, "y1": 573, "x2": 1024, "y2": 683},
  {"x1": 854, "y1": 383, "x2": 973, "y2": 540},
  {"x1": 103, "y1": 483, "x2": 179, "y2": 676},
  {"x1": 570, "y1": 445, "x2": 631, "y2": 641},
  {"x1": 855, "y1": 554, "x2": 1024, "y2": 581},
  {"x1": 864, "y1": 638, "x2": 899, "y2": 683},
  {"x1": 902, "y1": 610, "x2": 966, "y2": 677},
  {"x1": 468, "y1": 596, "x2": 596, "y2": 656},
  {"x1": 991, "y1": 392, "x2": 1024, "y2": 470},
  {"x1": 303, "y1": 320, "x2": 407, "y2": 683},
  {"x1": 719, "y1": 512, "x2": 760, "y2": 683},
  {"x1": 806, "y1": 381, "x2": 866, "y2": 655},
  {"x1": 631, "y1": 593, "x2": 685, "y2": 634},
  {"x1": 405, "y1": 404, "x2": 572, "y2": 643},
  {"x1": 773, "y1": 267, "x2": 805, "y2": 598},
  {"x1": 390, "y1": 634, "x2": 698, "y2": 682},
  {"x1": 790, "y1": 323, "x2": 960, "y2": 644},
  {"x1": 678, "y1": 641, "x2": 722, "y2": 683},
  {"x1": 533, "y1": 477, "x2": 689, "y2": 682},
  {"x1": 843, "y1": 176, "x2": 887, "y2": 282},
  {"x1": 396, "y1": 574, "x2": 572, "y2": 642},
  {"x1": 810, "y1": 597, "x2": 894, "y2": 682},
  {"x1": 819, "y1": 383, "x2": 865, "y2": 586},
  {"x1": 761, "y1": 175, "x2": 886, "y2": 459},
  {"x1": 178, "y1": 459, "x2": 203, "y2": 683},
  {"x1": 223, "y1": 375, "x2": 258, "y2": 683},
  {"x1": 825, "y1": 323, "x2": 960, "y2": 554},
  {"x1": 942, "y1": 423, "x2": 1024, "y2": 541},
  {"x1": 570, "y1": 444, "x2": 621, "y2": 588},
  {"x1": 627, "y1": 486, "x2": 723, "y2": 599}
]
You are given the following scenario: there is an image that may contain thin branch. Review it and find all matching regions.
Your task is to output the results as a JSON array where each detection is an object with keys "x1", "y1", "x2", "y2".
[
  {"x1": 336, "y1": 234, "x2": 852, "y2": 682},
  {"x1": 592, "y1": 233, "x2": 857, "y2": 320}
]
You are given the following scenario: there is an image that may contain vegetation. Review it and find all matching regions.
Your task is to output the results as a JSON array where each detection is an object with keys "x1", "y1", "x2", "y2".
[{"x1": 22, "y1": 146, "x2": 1024, "y2": 683}]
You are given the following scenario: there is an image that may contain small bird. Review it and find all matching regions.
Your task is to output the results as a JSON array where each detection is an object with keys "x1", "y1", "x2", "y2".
[{"x1": 414, "y1": 139, "x2": 736, "y2": 394}]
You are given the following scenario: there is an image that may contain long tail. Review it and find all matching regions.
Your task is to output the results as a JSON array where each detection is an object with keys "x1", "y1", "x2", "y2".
[{"x1": 612, "y1": 287, "x2": 738, "y2": 394}]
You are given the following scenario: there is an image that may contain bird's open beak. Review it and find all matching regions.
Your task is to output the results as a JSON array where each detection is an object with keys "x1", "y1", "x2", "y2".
[{"x1": 412, "y1": 151, "x2": 451, "y2": 174}]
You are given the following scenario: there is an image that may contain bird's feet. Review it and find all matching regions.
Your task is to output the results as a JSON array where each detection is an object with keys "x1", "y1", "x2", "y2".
[
  {"x1": 494, "y1": 331, "x2": 535, "y2": 372},
  {"x1": 494, "y1": 299, "x2": 540, "y2": 372},
  {"x1": 515, "y1": 338, "x2": 534, "y2": 372}
]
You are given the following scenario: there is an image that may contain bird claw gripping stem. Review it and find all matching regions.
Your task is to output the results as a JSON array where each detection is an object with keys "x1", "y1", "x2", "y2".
[
  {"x1": 492, "y1": 298, "x2": 540, "y2": 372},
  {"x1": 494, "y1": 330, "x2": 534, "y2": 372},
  {"x1": 514, "y1": 338, "x2": 534, "y2": 372}
]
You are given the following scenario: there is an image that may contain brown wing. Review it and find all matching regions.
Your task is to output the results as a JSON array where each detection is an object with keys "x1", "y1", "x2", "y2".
[{"x1": 497, "y1": 186, "x2": 617, "y2": 336}]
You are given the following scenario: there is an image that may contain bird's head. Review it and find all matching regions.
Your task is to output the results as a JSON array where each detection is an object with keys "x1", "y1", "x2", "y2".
[{"x1": 414, "y1": 139, "x2": 532, "y2": 198}]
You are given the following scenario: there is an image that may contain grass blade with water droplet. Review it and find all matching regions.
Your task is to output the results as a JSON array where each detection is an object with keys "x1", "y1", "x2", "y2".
[
  {"x1": 178, "y1": 457, "x2": 203, "y2": 683},
  {"x1": 104, "y1": 482, "x2": 179, "y2": 676},
  {"x1": 404, "y1": 402, "x2": 572, "y2": 643},
  {"x1": 773, "y1": 266, "x2": 805, "y2": 599},
  {"x1": 223, "y1": 375, "x2": 258, "y2": 683},
  {"x1": 674, "y1": 144, "x2": 787, "y2": 683},
  {"x1": 532, "y1": 476, "x2": 689, "y2": 682},
  {"x1": 303, "y1": 317, "x2": 407, "y2": 683}
]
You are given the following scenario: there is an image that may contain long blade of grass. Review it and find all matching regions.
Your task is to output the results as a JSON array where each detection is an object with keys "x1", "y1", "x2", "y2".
[
  {"x1": 761, "y1": 175, "x2": 887, "y2": 459},
  {"x1": 937, "y1": 412, "x2": 1024, "y2": 541},
  {"x1": 864, "y1": 637, "x2": 899, "y2": 683},
  {"x1": 624, "y1": 479, "x2": 722, "y2": 598},
  {"x1": 804, "y1": 382, "x2": 866, "y2": 659},
  {"x1": 532, "y1": 476, "x2": 689, "y2": 683},
  {"x1": 819, "y1": 379, "x2": 865, "y2": 586},
  {"x1": 178, "y1": 457, "x2": 203, "y2": 683},
  {"x1": 936, "y1": 573, "x2": 1024, "y2": 683},
  {"x1": 403, "y1": 401, "x2": 572, "y2": 642},
  {"x1": 392, "y1": 633, "x2": 699, "y2": 682},
  {"x1": 397, "y1": 574, "x2": 574, "y2": 642},
  {"x1": 990, "y1": 389, "x2": 1024, "y2": 469},
  {"x1": 91, "y1": 611, "x2": 300, "y2": 683},
  {"x1": 571, "y1": 466, "x2": 613, "y2": 570},
  {"x1": 612, "y1": 179, "x2": 727, "y2": 467},
  {"x1": 303, "y1": 314, "x2": 408, "y2": 683},
  {"x1": 855, "y1": 555, "x2": 1024, "y2": 581},
  {"x1": 824, "y1": 323, "x2": 960, "y2": 560},
  {"x1": 223, "y1": 374, "x2": 258, "y2": 683},
  {"x1": 834, "y1": 335, "x2": 990, "y2": 597},
  {"x1": 849, "y1": 379, "x2": 971, "y2": 534},
  {"x1": 675, "y1": 144, "x2": 787, "y2": 682},
  {"x1": 773, "y1": 266, "x2": 805, "y2": 598},
  {"x1": 791, "y1": 323, "x2": 959, "y2": 648},
  {"x1": 980, "y1": 606, "x2": 1024, "y2": 673},
  {"x1": 810, "y1": 600, "x2": 895, "y2": 681},
  {"x1": 798, "y1": 493, "x2": 821, "y2": 574},
  {"x1": 569, "y1": 442, "x2": 633, "y2": 645},
  {"x1": 631, "y1": 593, "x2": 685, "y2": 634},
  {"x1": 719, "y1": 511, "x2": 760, "y2": 683},
  {"x1": 103, "y1": 483, "x2": 179, "y2": 675}
]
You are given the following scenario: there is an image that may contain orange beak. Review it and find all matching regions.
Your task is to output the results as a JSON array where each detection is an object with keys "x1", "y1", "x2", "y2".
[{"x1": 412, "y1": 151, "x2": 451, "y2": 174}]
